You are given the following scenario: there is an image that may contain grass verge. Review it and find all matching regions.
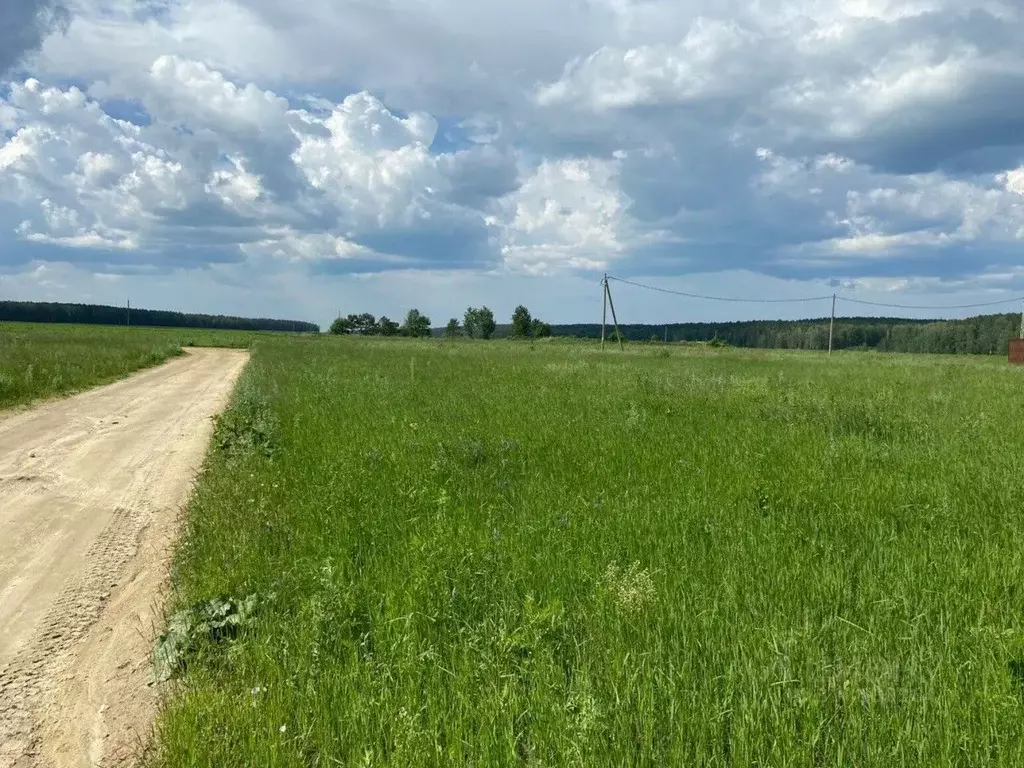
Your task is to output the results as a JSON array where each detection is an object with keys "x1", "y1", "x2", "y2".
[{"x1": 0, "y1": 322, "x2": 285, "y2": 410}]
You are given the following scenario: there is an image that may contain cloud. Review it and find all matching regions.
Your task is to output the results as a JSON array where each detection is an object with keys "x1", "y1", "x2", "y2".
[
  {"x1": 536, "y1": 18, "x2": 777, "y2": 112},
  {"x1": 490, "y1": 156, "x2": 656, "y2": 274},
  {"x1": 2, "y1": 0, "x2": 1024, "y2": 320},
  {"x1": 0, "y1": 64, "x2": 521, "y2": 272},
  {"x1": 535, "y1": 0, "x2": 1024, "y2": 174},
  {"x1": 0, "y1": 0, "x2": 68, "y2": 76}
]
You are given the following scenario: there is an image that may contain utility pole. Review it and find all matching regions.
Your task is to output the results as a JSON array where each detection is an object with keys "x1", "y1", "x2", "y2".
[
  {"x1": 1019, "y1": 299, "x2": 1023, "y2": 340},
  {"x1": 828, "y1": 293, "x2": 836, "y2": 355},
  {"x1": 127, "y1": 298, "x2": 131, "y2": 328},
  {"x1": 601, "y1": 274, "x2": 608, "y2": 351},
  {"x1": 605, "y1": 277, "x2": 624, "y2": 351}
]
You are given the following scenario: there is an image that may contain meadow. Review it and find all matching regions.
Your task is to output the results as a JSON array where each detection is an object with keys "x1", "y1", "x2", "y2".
[
  {"x1": 153, "y1": 337, "x2": 1024, "y2": 766},
  {"x1": 0, "y1": 322, "x2": 277, "y2": 409}
]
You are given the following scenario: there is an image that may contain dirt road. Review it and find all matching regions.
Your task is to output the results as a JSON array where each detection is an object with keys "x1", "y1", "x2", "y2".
[{"x1": 0, "y1": 348, "x2": 248, "y2": 768}]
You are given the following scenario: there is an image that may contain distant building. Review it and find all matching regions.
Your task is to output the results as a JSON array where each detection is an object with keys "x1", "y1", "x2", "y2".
[{"x1": 1009, "y1": 339, "x2": 1024, "y2": 364}]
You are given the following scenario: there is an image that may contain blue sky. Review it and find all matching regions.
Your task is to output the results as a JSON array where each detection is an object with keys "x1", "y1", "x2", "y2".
[{"x1": 1, "y1": 0, "x2": 1024, "y2": 329}]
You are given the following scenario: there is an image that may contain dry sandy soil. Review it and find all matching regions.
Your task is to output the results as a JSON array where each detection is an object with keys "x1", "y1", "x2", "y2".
[{"x1": 0, "y1": 348, "x2": 248, "y2": 768}]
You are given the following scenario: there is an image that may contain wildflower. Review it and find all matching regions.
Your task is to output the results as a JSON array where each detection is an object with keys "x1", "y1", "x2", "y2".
[
  {"x1": 280, "y1": 724, "x2": 287, "y2": 733},
  {"x1": 600, "y1": 561, "x2": 657, "y2": 614}
]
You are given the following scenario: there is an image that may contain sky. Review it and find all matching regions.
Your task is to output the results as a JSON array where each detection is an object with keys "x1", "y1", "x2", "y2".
[{"x1": 1, "y1": 0, "x2": 1024, "y2": 329}]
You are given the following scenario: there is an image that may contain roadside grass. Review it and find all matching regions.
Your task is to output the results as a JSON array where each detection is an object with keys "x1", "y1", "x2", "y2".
[
  {"x1": 0, "y1": 322, "x2": 289, "y2": 409},
  {"x1": 157, "y1": 338, "x2": 1024, "y2": 766}
]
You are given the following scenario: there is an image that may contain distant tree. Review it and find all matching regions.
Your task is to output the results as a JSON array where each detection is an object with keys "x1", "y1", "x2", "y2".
[
  {"x1": 478, "y1": 307, "x2": 496, "y2": 339},
  {"x1": 352, "y1": 312, "x2": 377, "y2": 334},
  {"x1": 445, "y1": 318, "x2": 461, "y2": 339},
  {"x1": 401, "y1": 308, "x2": 432, "y2": 338},
  {"x1": 329, "y1": 316, "x2": 355, "y2": 335},
  {"x1": 511, "y1": 305, "x2": 533, "y2": 338},
  {"x1": 332, "y1": 313, "x2": 378, "y2": 335},
  {"x1": 531, "y1": 318, "x2": 552, "y2": 339},
  {"x1": 464, "y1": 309, "x2": 479, "y2": 337},
  {"x1": 464, "y1": 306, "x2": 496, "y2": 340},
  {"x1": 377, "y1": 316, "x2": 400, "y2": 336}
]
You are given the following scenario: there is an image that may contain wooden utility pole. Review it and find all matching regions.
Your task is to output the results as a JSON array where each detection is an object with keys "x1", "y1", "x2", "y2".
[
  {"x1": 127, "y1": 298, "x2": 131, "y2": 328},
  {"x1": 1019, "y1": 299, "x2": 1023, "y2": 339},
  {"x1": 828, "y1": 293, "x2": 836, "y2": 355},
  {"x1": 664, "y1": 325, "x2": 668, "y2": 343},
  {"x1": 605, "y1": 277, "x2": 624, "y2": 351},
  {"x1": 601, "y1": 275, "x2": 608, "y2": 351}
]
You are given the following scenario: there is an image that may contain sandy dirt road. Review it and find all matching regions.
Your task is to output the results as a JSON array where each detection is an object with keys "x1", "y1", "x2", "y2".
[{"x1": 0, "y1": 348, "x2": 248, "y2": 768}]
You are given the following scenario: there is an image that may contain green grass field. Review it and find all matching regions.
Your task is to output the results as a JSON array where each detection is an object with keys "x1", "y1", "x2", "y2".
[
  {"x1": 0, "y1": 322, "x2": 279, "y2": 410},
  {"x1": 151, "y1": 337, "x2": 1024, "y2": 766}
]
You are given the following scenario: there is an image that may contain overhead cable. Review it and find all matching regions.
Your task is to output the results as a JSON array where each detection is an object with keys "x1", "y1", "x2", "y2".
[
  {"x1": 606, "y1": 276, "x2": 833, "y2": 304},
  {"x1": 607, "y1": 275, "x2": 1024, "y2": 311},
  {"x1": 837, "y1": 296, "x2": 1024, "y2": 310}
]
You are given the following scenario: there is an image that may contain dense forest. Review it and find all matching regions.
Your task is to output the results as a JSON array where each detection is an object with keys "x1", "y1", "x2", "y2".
[
  {"x1": 552, "y1": 313, "x2": 1024, "y2": 355},
  {"x1": 0, "y1": 301, "x2": 319, "y2": 333}
]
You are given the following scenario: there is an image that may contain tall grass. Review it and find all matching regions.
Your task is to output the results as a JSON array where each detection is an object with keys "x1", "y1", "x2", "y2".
[
  {"x1": 0, "y1": 322, "x2": 274, "y2": 409},
  {"x1": 157, "y1": 338, "x2": 1024, "y2": 766}
]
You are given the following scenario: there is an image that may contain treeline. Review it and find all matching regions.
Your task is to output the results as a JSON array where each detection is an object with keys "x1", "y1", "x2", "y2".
[
  {"x1": 332, "y1": 305, "x2": 552, "y2": 340},
  {"x1": 329, "y1": 309, "x2": 431, "y2": 337},
  {"x1": 553, "y1": 313, "x2": 1024, "y2": 355},
  {"x1": 0, "y1": 301, "x2": 319, "y2": 333}
]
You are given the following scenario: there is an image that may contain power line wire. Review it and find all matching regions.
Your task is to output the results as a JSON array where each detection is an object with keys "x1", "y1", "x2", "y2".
[
  {"x1": 606, "y1": 276, "x2": 832, "y2": 304},
  {"x1": 608, "y1": 275, "x2": 1024, "y2": 311},
  {"x1": 838, "y1": 295, "x2": 1024, "y2": 310}
]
